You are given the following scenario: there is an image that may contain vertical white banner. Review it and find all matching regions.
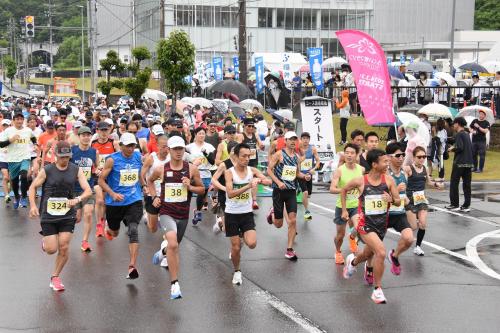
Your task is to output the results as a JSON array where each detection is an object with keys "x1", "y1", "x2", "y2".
[
  {"x1": 282, "y1": 53, "x2": 292, "y2": 89},
  {"x1": 300, "y1": 97, "x2": 336, "y2": 157}
]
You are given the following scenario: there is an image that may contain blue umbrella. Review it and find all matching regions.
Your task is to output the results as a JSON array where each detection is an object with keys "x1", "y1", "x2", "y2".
[{"x1": 388, "y1": 66, "x2": 404, "y2": 79}]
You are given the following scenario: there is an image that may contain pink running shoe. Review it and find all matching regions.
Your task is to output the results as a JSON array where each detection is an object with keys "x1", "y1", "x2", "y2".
[
  {"x1": 388, "y1": 250, "x2": 401, "y2": 275},
  {"x1": 364, "y1": 262, "x2": 374, "y2": 285},
  {"x1": 50, "y1": 276, "x2": 65, "y2": 291}
]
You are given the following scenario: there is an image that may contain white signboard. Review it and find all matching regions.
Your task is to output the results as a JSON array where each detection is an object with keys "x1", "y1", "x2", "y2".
[
  {"x1": 300, "y1": 98, "x2": 336, "y2": 160},
  {"x1": 282, "y1": 53, "x2": 292, "y2": 89}
]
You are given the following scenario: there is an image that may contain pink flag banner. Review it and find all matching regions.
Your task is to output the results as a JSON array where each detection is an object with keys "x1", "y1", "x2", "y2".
[{"x1": 336, "y1": 30, "x2": 395, "y2": 125}]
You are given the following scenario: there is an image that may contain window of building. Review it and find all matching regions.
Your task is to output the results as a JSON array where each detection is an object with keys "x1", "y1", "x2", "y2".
[
  {"x1": 258, "y1": 8, "x2": 273, "y2": 28},
  {"x1": 196, "y1": 6, "x2": 213, "y2": 27},
  {"x1": 215, "y1": 6, "x2": 238, "y2": 27},
  {"x1": 175, "y1": 5, "x2": 194, "y2": 26},
  {"x1": 321, "y1": 38, "x2": 344, "y2": 58},
  {"x1": 285, "y1": 37, "x2": 316, "y2": 55},
  {"x1": 277, "y1": 8, "x2": 284, "y2": 28}
]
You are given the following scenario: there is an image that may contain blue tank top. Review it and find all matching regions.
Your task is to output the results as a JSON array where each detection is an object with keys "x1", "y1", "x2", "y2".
[
  {"x1": 71, "y1": 146, "x2": 97, "y2": 191},
  {"x1": 388, "y1": 168, "x2": 407, "y2": 216},
  {"x1": 105, "y1": 151, "x2": 143, "y2": 206},
  {"x1": 273, "y1": 149, "x2": 298, "y2": 190},
  {"x1": 300, "y1": 145, "x2": 315, "y2": 172}
]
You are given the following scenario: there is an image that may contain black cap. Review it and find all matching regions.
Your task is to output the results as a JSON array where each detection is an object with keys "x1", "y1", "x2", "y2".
[
  {"x1": 85, "y1": 111, "x2": 93, "y2": 118},
  {"x1": 120, "y1": 116, "x2": 129, "y2": 124},
  {"x1": 243, "y1": 117, "x2": 255, "y2": 125},
  {"x1": 224, "y1": 125, "x2": 236, "y2": 133},
  {"x1": 284, "y1": 122, "x2": 295, "y2": 130},
  {"x1": 13, "y1": 111, "x2": 24, "y2": 119},
  {"x1": 55, "y1": 122, "x2": 66, "y2": 129},
  {"x1": 173, "y1": 120, "x2": 183, "y2": 128},
  {"x1": 131, "y1": 114, "x2": 142, "y2": 121},
  {"x1": 97, "y1": 121, "x2": 110, "y2": 130},
  {"x1": 301, "y1": 132, "x2": 310, "y2": 138}
]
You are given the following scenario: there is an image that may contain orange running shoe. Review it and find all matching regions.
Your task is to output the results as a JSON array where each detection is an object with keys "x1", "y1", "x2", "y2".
[
  {"x1": 81, "y1": 240, "x2": 92, "y2": 252},
  {"x1": 95, "y1": 222, "x2": 104, "y2": 238},
  {"x1": 104, "y1": 228, "x2": 114, "y2": 241},
  {"x1": 335, "y1": 251, "x2": 345, "y2": 265},
  {"x1": 349, "y1": 236, "x2": 358, "y2": 253}
]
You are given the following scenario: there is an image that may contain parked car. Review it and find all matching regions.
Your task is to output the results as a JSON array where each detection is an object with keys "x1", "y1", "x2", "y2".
[{"x1": 28, "y1": 84, "x2": 45, "y2": 98}]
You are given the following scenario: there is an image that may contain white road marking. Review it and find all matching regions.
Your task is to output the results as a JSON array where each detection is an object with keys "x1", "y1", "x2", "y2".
[
  {"x1": 429, "y1": 204, "x2": 499, "y2": 227},
  {"x1": 466, "y1": 229, "x2": 500, "y2": 281},
  {"x1": 257, "y1": 291, "x2": 326, "y2": 333}
]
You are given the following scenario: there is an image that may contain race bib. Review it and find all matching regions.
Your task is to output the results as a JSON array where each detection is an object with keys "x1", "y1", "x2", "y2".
[
  {"x1": 231, "y1": 184, "x2": 251, "y2": 203},
  {"x1": 389, "y1": 194, "x2": 406, "y2": 213},
  {"x1": 81, "y1": 166, "x2": 92, "y2": 180},
  {"x1": 47, "y1": 198, "x2": 70, "y2": 216},
  {"x1": 98, "y1": 154, "x2": 109, "y2": 168},
  {"x1": 281, "y1": 165, "x2": 297, "y2": 181},
  {"x1": 346, "y1": 189, "x2": 360, "y2": 202},
  {"x1": 15, "y1": 138, "x2": 28, "y2": 144},
  {"x1": 301, "y1": 158, "x2": 313, "y2": 171},
  {"x1": 119, "y1": 169, "x2": 139, "y2": 187},
  {"x1": 364, "y1": 194, "x2": 387, "y2": 216},
  {"x1": 250, "y1": 149, "x2": 257, "y2": 160},
  {"x1": 412, "y1": 190, "x2": 428, "y2": 205},
  {"x1": 164, "y1": 183, "x2": 188, "y2": 202}
]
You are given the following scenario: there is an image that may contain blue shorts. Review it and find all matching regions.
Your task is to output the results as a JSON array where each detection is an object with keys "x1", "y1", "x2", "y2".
[
  {"x1": 8, "y1": 160, "x2": 30, "y2": 179},
  {"x1": 0, "y1": 162, "x2": 8, "y2": 170},
  {"x1": 334, "y1": 206, "x2": 358, "y2": 225},
  {"x1": 202, "y1": 177, "x2": 211, "y2": 189}
]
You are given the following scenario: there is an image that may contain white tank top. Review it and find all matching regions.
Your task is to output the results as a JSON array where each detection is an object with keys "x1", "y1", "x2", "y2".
[
  {"x1": 148, "y1": 152, "x2": 168, "y2": 195},
  {"x1": 225, "y1": 166, "x2": 253, "y2": 214}
]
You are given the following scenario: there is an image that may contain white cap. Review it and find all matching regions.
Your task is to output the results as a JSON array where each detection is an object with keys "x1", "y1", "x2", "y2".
[
  {"x1": 42, "y1": 115, "x2": 51, "y2": 123},
  {"x1": 284, "y1": 131, "x2": 298, "y2": 139},
  {"x1": 104, "y1": 118, "x2": 114, "y2": 126},
  {"x1": 168, "y1": 136, "x2": 185, "y2": 149},
  {"x1": 71, "y1": 106, "x2": 80, "y2": 117},
  {"x1": 120, "y1": 132, "x2": 137, "y2": 146},
  {"x1": 73, "y1": 120, "x2": 83, "y2": 128},
  {"x1": 49, "y1": 106, "x2": 57, "y2": 112},
  {"x1": 39, "y1": 109, "x2": 48, "y2": 117},
  {"x1": 152, "y1": 124, "x2": 164, "y2": 136},
  {"x1": 1, "y1": 119, "x2": 11, "y2": 126}
]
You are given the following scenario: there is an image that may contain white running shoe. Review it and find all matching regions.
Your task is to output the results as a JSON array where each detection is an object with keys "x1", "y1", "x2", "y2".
[
  {"x1": 413, "y1": 245, "x2": 425, "y2": 256},
  {"x1": 232, "y1": 271, "x2": 242, "y2": 285},
  {"x1": 170, "y1": 282, "x2": 182, "y2": 299},
  {"x1": 140, "y1": 212, "x2": 148, "y2": 225},
  {"x1": 160, "y1": 257, "x2": 168, "y2": 268},
  {"x1": 371, "y1": 288, "x2": 387, "y2": 304},
  {"x1": 343, "y1": 253, "x2": 357, "y2": 279},
  {"x1": 213, "y1": 215, "x2": 223, "y2": 234}
]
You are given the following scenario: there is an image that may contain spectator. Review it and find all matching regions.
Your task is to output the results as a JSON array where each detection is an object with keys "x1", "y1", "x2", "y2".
[
  {"x1": 435, "y1": 79, "x2": 449, "y2": 106},
  {"x1": 470, "y1": 74, "x2": 481, "y2": 105},
  {"x1": 436, "y1": 118, "x2": 448, "y2": 178},
  {"x1": 335, "y1": 89, "x2": 350, "y2": 145},
  {"x1": 417, "y1": 72, "x2": 431, "y2": 105},
  {"x1": 470, "y1": 110, "x2": 490, "y2": 173},
  {"x1": 492, "y1": 71, "x2": 500, "y2": 119},
  {"x1": 305, "y1": 75, "x2": 314, "y2": 97},
  {"x1": 292, "y1": 71, "x2": 302, "y2": 106},
  {"x1": 446, "y1": 117, "x2": 473, "y2": 212},
  {"x1": 397, "y1": 77, "x2": 410, "y2": 107}
]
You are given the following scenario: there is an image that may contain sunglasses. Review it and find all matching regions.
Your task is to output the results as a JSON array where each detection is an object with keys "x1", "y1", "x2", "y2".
[
  {"x1": 393, "y1": 153, "x2": 406, "y2": 158},
  {"x1": 226, "y1": 131, "x2": 236, "y2": 135},
  {"x1": 415, "y1": 155, "x2": 427, "y2": 159},
  {"x1": 128, "y1": 131, "x2": 137, "y2": 134},
  {"x1": 246, "y1": 125, "x2": 255, "y2": 128},
  {"x1": 58, "y1": 147, "x2": 72, "y2": 154}
]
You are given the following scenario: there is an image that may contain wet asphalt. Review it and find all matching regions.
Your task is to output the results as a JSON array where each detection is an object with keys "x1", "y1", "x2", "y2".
[{"x1": 1, "y1": 185, "x2": 500, "y2": 333}]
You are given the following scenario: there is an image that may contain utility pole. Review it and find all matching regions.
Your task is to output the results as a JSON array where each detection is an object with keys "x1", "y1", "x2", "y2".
[
  {"x1": 48, "y1": 0, "x2": 54, "y2": 94},
  {"x1": 449, "y1": 0, "x2": 456, "y2": 75},
  {"x1": 131, "y1": 0, "x2": 136, "y2": 50},
  {"x1": 78, "y1": 5, "x2": 85, "y2": 102},
  {"x1": 159, "y1": 0, "x2": 165, "y2": 92},
  {"x1": 88, "y1": 0, "x2": 98, "y2": 98},
  {"x1": 238, "y1": 0, "x2": 247, "y2": 84}
]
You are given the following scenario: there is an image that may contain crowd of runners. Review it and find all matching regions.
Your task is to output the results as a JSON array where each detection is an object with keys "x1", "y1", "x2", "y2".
[{"x1": 0, "y1": 96, "x2": 462, "y2": 304}]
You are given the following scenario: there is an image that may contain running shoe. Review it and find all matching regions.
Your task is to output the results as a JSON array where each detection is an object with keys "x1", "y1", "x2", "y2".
[
  {"x1": 387, "y1": 249, "x2": 401, "y2": 275},
  {"x1": 460, "y1": 206, "x2": 471, "y2": 213},
  {"x1": 252, "y1": 200, "x2": 259, "y2": 210},
  {"x1": 191, "y1": 210, "x2": 202, "y2": 225},
  {"x1": 349, "y1": 236, "x2": 358, "y2": 253},
  {"x1": 232, "y1": 271, "x2": 243, "y2": 285},
  {"x1": 364, "y1": 263, "x2": 374, "y2": 285},
  {"x1": 371, "y1": 288, "x2": 387, "y2": 304},
  {"x1": 126, "y1": 266, "x2": 139, "y2": 279},
  {"x1": 170, "y1": 282, "x2": 182, "y2": 299},
  {"x1": 202, "y1": 202, "x2": 209, "y2": 211},
  {"x1": 413, "y1": 245, "x2": 425, "y2": 256},
  {"x1": 285, "y1": 249, "x2": 298, "y2": 261},
  {"x1": 152, "y1": 240, "x2": 168, "y2": 265},
  {"x1": 50, "y1": 276, "x2": 65, "y2": 291},
  {"x1": 140, "y1": 213, "x2": 148, "y2": 225},
  {"x1": 335, "y1": 251, "x2": 345, "y2": 265},
  {"x1": 212, "y1": 215, "x2": 223, "y2": 234},
  {"x1": 4, "y1": 195, "x2": 11, "y2": 204},
  {"x1": 19, "y1": 197, "x2": 28, "y2": 208},
  {"x1": 13, "y1": 199, "x2": 19, "y2": 209},
  {"x1": 444, "y1": 205, "x2": 460, "y2": 211},
  {"x1": 266, "y1": 207, "x2": 274, "y2": 225},
  {"x1": 160, "y1": 257, "x2": 168, "y2": 268},
  {"x1": 343, "y1": 253, "x2": 357, "y2": 279},
  {"x1": 95, "y1": 222, "x2": 104, "y2": 238},
  {"x1": 80, "y1": 240, "x2": 92, "y2": 253},
  {"x1": 304, "y1": 210, "x2": 312, "y2": 221},
  {"x1": 104, "y1": 228, "x2": 114, "y2": 241}
]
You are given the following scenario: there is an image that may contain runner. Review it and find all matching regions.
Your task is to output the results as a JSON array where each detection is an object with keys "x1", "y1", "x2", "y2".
[
  {"x1": 148, "y1": 136, "x2": 204, "y2": 299},
  {"x1": 70, "y1": 126, "x2": 99, "y2": 253},
  {"x1": 298, "y1": 132, "x2": 320, "y2": 220},
  {"x1": 41, "y1": 122, "x2": 67, "y2": 166},
  {"x1": 267, "y1": 131, "x2": 312, "y2": 260},
  {"x1": 359, "y1": 131, "x2": 379, "y2": 173},
  {"x1": 224, "y1": 143, "x2": 271, "y2": 285},
  {"x1": 98, "y1": 132, "x2": 146, "y2": 279},
  {"x1": 341, "y1": 149, "x2": 402, "y2": 304},
  {"x1": 330, "y1": 143, "x2": 363, "y2": 264},
  {"x1": 91, "y1": 121, "x2": 118, "y2": 238},
  {"x1": 337, "y1": 129, "x2": 365, "y2": 167},
  {"x1": 403, "y1": 146, "x2": 443, "y2": 256},
  {"x1": 0, "y1": 119, "x2": 11, "y2": 204},
  {"x1": 0, "y1": 111, "x2": 36, "y2": 209},
  {"x1": 28, "y1": 141, "x2": 92, "y2": 291},
  {"x1": 385, "y1": 143, "x2": 413, "y2": 275},
  {"x1": 215, "y1": 125, "x2": 237, "y2": 165}
]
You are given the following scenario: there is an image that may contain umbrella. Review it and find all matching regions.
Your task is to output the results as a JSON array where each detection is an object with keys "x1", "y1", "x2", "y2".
[
  {"x1": 299, "y1": 65, "x2": 310, "y2": 73},
  {"x1": 396, "y1": 112, "x2": 430, "y2": 146},
  {"x1": 264, "y1": 72, "x2": 283, "y2": 90},
  {"x1": 209, "y1": 80, "x2": 253, "y2": 99},
  {"x1": 227, "y1": 101, "x2": 245, "y2": 118},
  {"x1": 240, "y1": 99, "x2": 263, "y2": 111},
  {"x1": 248, "y1": 73, "x2": 256, "y2": 81},
  {"x1": 274, "y1": 109, "x2": 293, "y2": 120},
  {"x1": 212, "y1": 99, "x2": 229, "y2": 113},
  {"x1": 458, "y1": 105, "x2": 495, "y2": 125},
  {"x1": 399, "y1": 103, "x2": 423, "y2": 113},
  {"x1": 481, "y1": 61, "x2": 500, "y2": 74},
  {"x1": 417, "y1": 103, "x2": 453, "y2": 120},
  {"x1": 407, "y1": 62, "x2": 434, "y2": 73},
  {"x1": 266, "y1": 108, "x2": 292, "y2": 123},
  {"x1": 248, "y1": 65, "x2": 271, "y2": 72},
  {"x1": 223, "y1": 92, "x2": 240, "y2": 103},
  {"x1": 388, "y1": 66, "x2": 404, "y2": 79},
  {"x1": 459, "y1": 62, "x2": 488, "y2": 73},
  {"x1": 434, "y1": 72, "x2": 457, "y2": 86},
  {"x1": 191, "y1": 97, "x2": 213, "y2": 108},
  {"x1": 322, "y1": 57, "x2": 347, "y2": 70},
  {"x1": 142, "y1": 88, "x2": 168, "y2": 101}
]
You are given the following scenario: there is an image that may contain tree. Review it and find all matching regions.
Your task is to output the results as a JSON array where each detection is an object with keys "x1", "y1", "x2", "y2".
[
  {"x1": 4, "y1": 55, "x2": 17, "y2": 87},
  {"x1": 97, "y1": 79, "x2": 123, "y2": 98},
  {"x1": 122, "y1": 47, "x2": 152, "y2": 104},
  {"x1": 128, "y1": 46, "x2": 151, "y2": 76},
  {"x1": 475, "y1": 0, "x2": 500, "y2": 30},
  {"x1": 54, "y1": 35, "x2": 89, "y2": 69},
  {"x1": 157, "y1": 30, "x2": 195, "y2": 108},
  {"x1": 97, "y1": 50, "x2": 125, "y2": 98}
]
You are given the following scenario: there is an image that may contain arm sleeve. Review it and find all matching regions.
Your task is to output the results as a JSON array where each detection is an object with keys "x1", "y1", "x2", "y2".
[{"x1": 0, "y1": 140, "x2": 10, "y2": 148}]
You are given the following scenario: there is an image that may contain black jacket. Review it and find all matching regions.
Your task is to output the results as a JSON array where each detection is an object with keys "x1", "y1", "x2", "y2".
[{"x1": 453, "y1": 130, "x2": 473, "y2": 168}]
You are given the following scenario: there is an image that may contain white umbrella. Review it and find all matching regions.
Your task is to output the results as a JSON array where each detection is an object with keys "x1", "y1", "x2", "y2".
[
  {"x1": 481, "y1": 61, "x2": 500, "y2": 74},
  {"x1": 274, "y1": 109, "x2": 293, "y2": 120},
  {"x1": 191, "y1": 97, "x2": 213, "y2": 108},
  {"x1": 240, "y1": 99, "x2": 263, "y2": 111},
  {"x1": 181, "y1": 97, "x2": 196, "y2": 105},
  {"x1": 417, "y1": 103, "x2": 453, "y2": 120},
  {"x1": 434, "y1": 72, "x2": 457, "y2": 86},
  {"x1": 458, "y1": 105, "x2": 495, "y2": 125},
  {"x1": 142, "y1": 88, "x2": 168, "y2": 101},
  {"x1": 397, "y1": 112, "x2": 430, "y2": 147},
  {"x1": 322, "y1": 57, "x2": 347, "y2": 69}
]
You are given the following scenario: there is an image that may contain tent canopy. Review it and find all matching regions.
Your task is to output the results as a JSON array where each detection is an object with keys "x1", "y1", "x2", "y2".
[{"x1": 250, "y1": 52, "x2": 307, "y2": 73}]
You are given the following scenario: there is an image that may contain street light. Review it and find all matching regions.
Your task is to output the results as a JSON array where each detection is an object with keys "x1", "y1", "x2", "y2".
[{"x1": 77, "y1": 5, "x2": 85, "y2": 102}]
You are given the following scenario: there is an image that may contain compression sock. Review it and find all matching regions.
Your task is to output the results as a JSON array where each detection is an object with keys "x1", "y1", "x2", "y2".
[{"x1": 416, "y1": 229, "x2": 426, "y2": 246}]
